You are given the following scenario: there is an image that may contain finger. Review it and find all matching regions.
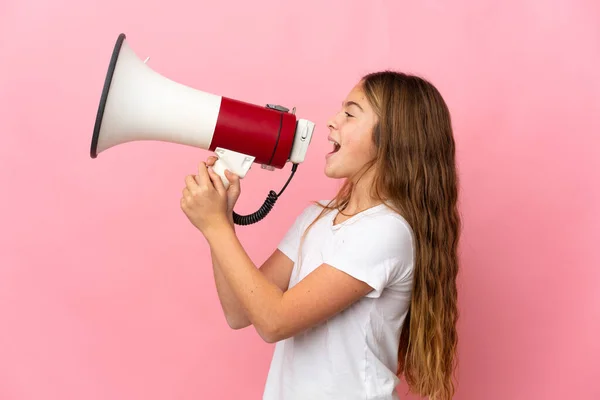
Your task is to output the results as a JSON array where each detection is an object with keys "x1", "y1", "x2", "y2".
[
  {"x1": 196, "y1": 162, "x2": 211, "y2": 188},
  {"x1": 207, "y1": 166, "x2": 226, "y2": 195},
  {"x1": 185, "y1": 174, "x2": 198, "y2": 190},
  {"x1": 180, "y1": 188, "x2": 189, "y2": 204},
  {"x1": 224, "y1": 169, "x2": 241, "y2": 191},
  {"x1": 206, "y1": 156, "x2": 218, "y2": 166}
]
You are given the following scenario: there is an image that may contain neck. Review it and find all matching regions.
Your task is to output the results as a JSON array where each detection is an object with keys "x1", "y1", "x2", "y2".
[{"x1": 342, "y1": 168, "x2": 381, "y2": 214}]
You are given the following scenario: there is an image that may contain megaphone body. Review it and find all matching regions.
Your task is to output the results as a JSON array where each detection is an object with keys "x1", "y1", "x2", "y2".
[
  {"x1": 91, "y1": 33, "x2": 315, "y2": 224},
  {"x1": 92, "y1": 34, "x2": 315, "y2": 186}
]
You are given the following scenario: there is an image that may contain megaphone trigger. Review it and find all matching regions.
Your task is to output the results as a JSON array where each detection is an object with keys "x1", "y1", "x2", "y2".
[{"x1": 212, "y1": 148, "x2": 255, "y2": 190}]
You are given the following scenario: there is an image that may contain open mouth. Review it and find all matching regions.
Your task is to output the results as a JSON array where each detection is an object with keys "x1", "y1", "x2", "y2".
[{"x1": 329, "y1": 139, "x2": 341, "y2": 154}]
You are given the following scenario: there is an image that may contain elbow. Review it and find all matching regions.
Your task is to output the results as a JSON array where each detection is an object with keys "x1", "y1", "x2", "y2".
[
  {"x1": 225, "y1": 316, "x2": 250, "y2": 330},
  {"x1": 259, "y1": 330, "x2": 280, "y2": 344},
  {"x1": 257, "y1": 322, "x2": 286, "y2": 344},
  {"x1": 261, "y1": 331, "x2": 280, "y2": 344}
]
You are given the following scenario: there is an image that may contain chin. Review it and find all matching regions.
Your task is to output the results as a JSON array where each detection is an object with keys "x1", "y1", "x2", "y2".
[{"x1": 324, "y1": 165, "x2": 346, "y2": 179}]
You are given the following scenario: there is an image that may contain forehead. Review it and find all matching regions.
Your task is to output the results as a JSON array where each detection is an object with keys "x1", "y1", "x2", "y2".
[
  {"x1": 343, "y1": 83, "x2": 371, "y2": 112},
  {"x1": 345, "y1": 83, "x2": 366, "y2": 101}
]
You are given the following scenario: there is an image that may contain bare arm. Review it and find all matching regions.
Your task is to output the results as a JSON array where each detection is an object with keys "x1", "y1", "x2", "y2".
[
  {"x1": 205, "y1": 223, "x2": 374, "y2": 343},
  {"x1": 212, "y1": 243, "x2": 295, "y2": 330}
]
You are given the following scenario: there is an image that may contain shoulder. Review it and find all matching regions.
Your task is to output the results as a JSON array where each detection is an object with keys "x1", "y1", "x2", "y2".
[
  {"x1": 319, "y1": 205, "x2": 414, "y2": 296},
  {"x1": 344, "y1": 205, "x2": 414, "y2": 252},
  {"x1": 293, "y1": 200, "x2": 333, "y2": 226},
  {"x1": 331, "y1": 205, "x2": 415, "y2": 281}
]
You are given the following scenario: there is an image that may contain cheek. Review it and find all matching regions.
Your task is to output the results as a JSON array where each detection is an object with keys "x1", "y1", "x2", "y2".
[
  {"x1": 339, "y1": 124, "x2": 376, "y2": 159},
  {"x1": 346, "y1": 136, "x2": 375, "y2": 158}
]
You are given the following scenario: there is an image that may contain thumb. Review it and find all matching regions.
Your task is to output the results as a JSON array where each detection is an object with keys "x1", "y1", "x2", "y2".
[
  {"x1": 225, "y1": 170, "x2": 241, "y2": 192},
  {"x1": 207, "y1": 166, "x2": 227, "y2": 196}
]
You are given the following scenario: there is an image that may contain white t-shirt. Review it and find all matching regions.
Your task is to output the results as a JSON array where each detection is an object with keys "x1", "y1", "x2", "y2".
[{"x1": 262, "y1": 201, "x2": 415, "y2": 400}]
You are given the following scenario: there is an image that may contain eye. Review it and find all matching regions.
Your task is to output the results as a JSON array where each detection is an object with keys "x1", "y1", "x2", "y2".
[{"x1": 345, "y1": 112, "x2": 354, "y2": 118}]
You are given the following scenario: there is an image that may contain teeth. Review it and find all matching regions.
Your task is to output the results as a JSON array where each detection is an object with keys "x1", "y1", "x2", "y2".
[{"x1": 328, "y1": 139, "x2": 341, "y2": 153}]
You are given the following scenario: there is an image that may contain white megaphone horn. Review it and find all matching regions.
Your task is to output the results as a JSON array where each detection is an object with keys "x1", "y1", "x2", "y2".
[{"x1": 91, "y1": 33, "x2": 315, "y2": 225}]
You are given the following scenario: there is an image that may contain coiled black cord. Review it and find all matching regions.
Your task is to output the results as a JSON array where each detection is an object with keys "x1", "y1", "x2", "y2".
[{"x1": 233, "y1": 163, "x2": 298, "y2": 226}]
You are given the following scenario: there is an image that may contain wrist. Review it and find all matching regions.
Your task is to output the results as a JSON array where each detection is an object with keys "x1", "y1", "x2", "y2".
[{"x1": 203, "y1": 215, "x2": 235, "y2": 242}]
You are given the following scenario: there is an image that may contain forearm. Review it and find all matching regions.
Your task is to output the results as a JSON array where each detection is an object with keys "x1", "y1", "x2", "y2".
[
  {"x1": 209, "y1": 215, "x2": 251, "y2": 329},
  {"x1": 211, "y1": 249, "x2": 251, "y2": 329},
  {"x1": 205, "y1": 222, "x2": 284, "y2": 341}
]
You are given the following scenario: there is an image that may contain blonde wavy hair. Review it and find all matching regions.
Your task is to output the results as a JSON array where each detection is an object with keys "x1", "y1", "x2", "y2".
[{"x1": 299, "y1": 71, "x2": 461, "y2": 399}]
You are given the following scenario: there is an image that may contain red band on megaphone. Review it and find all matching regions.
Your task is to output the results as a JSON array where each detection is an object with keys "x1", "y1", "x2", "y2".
[{"x1": 209, "y1": 97, "x2": 296, "y2": 169}]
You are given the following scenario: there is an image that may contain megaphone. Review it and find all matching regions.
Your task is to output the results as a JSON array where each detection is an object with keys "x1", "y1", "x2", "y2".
[{"x1": 91, "y1": 33, "x2": 315, "y2": 225}]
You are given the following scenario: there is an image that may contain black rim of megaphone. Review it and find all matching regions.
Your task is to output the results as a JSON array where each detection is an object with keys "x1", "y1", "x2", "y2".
[{"x1": 90, "y1": 33, "x2": 127, "y2": 159}]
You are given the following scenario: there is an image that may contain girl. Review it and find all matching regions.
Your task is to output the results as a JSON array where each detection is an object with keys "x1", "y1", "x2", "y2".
[{"x1": 180, "y1": 71, "x2": 461, "y2": 400}]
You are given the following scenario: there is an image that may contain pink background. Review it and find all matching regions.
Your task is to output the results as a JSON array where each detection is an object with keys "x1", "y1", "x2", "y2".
[{"x1": 1, "y1": 1, "x2": 599, "y2": 399}]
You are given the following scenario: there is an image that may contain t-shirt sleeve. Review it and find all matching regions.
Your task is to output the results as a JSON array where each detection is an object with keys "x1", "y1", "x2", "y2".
[
  {"x1": 277, "y1": 205, "x2": 316, "y2": 264},
  {"x1": 322, "y1": 216, "x2": 414, "y2": 298}
]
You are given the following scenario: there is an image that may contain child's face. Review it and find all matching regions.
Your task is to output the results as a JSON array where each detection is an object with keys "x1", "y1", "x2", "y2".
[{"x1": 324, "y1": 83, "x2": 378, "y2": 181}]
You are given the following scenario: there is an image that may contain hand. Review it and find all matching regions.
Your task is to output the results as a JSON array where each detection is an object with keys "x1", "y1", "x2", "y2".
[
  {"x1": 206, "y1": 156, "x2": 241, "y2": 224},
  {"x1": 180, "y1": 161, "x2": 230, "y2": 235}
]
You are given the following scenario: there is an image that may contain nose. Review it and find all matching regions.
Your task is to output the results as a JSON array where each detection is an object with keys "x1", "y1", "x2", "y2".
[{"x1": 327, "y1": 116, "x2": 337, "y2": 130}]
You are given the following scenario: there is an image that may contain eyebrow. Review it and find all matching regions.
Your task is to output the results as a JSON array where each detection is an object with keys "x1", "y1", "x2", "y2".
[{"x1": 343, "y1": 101, "x2": 364, "y2": 112}]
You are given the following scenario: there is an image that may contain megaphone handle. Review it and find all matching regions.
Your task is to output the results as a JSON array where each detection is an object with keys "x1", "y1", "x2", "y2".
[
  {"x1": 211, "y1": 148, "x2": 255, "y2": 190},
  {"x1": 211, "y1": 158, "x2": 231, "y2": 190}
]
